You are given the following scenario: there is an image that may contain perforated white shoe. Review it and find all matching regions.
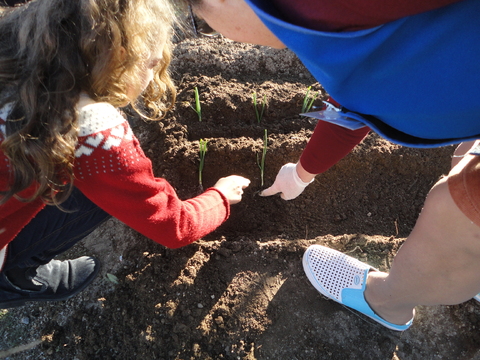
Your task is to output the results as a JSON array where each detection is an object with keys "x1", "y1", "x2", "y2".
[{"x1": 303, "y1": 244, "x2": 413, "y2": 331}]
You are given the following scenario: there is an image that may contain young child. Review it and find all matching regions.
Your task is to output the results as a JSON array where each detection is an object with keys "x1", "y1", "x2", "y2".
[{"x1": 0, "y1": 0, "x2": 250, "y2": 309}]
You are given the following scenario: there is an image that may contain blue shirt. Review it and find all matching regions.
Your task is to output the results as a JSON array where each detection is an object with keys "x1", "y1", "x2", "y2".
[{"x1": 246, "y1": 0, "x2": 480, "y2": 147}]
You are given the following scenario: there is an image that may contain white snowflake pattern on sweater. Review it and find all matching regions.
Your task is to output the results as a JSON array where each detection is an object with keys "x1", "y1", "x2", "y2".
[{"x1": 75, "y1": 103, "x2": 141, "y2": 180}]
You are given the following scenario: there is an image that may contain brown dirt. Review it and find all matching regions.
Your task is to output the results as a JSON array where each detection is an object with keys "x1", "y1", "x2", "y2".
[{"x1": 2, "y1": 37, "x2": 480, "y2": 360}]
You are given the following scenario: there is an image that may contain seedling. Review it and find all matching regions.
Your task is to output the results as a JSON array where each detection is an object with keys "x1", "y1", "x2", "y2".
[
  {"x1": 256, "y1": 129, "x2": 268, "y2": 186},
  {"x1": 190, "y1": 87, "x2": 202, "y2": 121},
  {"x1": 198, "y1": 139, "x2": 208, "y2": 188},
  {"x1": 301, "y1": 86, "x2": 319, "y2": 114},
  {"x1": 252, "y1": 92, "x2": 267, "y2": 123},
  {"x1": 105, "y1": 273, "x2": 119, "y2": 284}
]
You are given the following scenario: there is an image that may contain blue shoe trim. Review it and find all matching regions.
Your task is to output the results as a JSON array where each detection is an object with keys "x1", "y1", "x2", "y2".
[
  {"x1": 341, "y1": 268, "x2": 412, "y2": 331},
  {"x1": 303, "y1": 245, "x2": 413, "y2": 331}
]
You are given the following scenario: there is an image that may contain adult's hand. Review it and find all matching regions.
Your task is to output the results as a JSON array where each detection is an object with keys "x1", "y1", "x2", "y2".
[{"x1": 260, "y1": 163, "x2": 314, "y2": 200}]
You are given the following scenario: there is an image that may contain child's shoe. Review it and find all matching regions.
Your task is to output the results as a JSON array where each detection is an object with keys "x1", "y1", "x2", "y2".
[{"x1": 0, "y1": 256, "x2": 100, "y2": 309}]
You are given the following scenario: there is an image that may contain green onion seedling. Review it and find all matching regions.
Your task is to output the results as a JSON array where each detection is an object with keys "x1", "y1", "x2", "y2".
[
  {"x1": 257, "y1": 129, "x2": 268, "y2": 186},
  {"x1": 190, "y1": 87, "x2": 202, "y2": 121},
  {"x1": 198, "y1": 139, "x2": 208, "y2": 189},
  {"x1": 252, "y1": 92, "x2": 267, "y2": 123},
  {"x1": 301, "y1": 86, "x2": 319, "y2": 114}
]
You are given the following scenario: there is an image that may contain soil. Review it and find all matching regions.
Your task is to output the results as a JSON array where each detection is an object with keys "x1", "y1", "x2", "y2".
[{"x1": 2, "y1": 36, "x2": 480, "y2": 360}]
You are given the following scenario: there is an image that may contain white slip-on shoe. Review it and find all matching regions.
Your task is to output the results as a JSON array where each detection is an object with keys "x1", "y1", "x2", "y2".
[{"x1": 303, "y1": 244, "x2": 413, "y2": 331}]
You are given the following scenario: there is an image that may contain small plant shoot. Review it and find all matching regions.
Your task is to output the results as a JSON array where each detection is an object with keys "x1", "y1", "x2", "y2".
[
  {"x1": 301, "y1": 86, "x2": 320, "y2": 114},
  {"x1": 257, "y1": 129, "x2": 268, "y2": 186},
  {"x1": 105, "y1": 273, "x2": 119, "y2": 284},
  {"x1": 190, "y1": 86, "x2": 202, "y2": 121},
  {"x1": 252, "y1": 92, "x2": 267, "y2": 123},
  {"x1": 198, "y1": 139, "x2": 208, "y2": 189}
]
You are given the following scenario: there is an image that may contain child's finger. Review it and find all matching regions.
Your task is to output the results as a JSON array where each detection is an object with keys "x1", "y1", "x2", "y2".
[
  {"x1": 227, "y1": 175, "x2": 250, "y2": 188},
  {"x1": 237, "y1": 177, "x2": 251, "y2": 189}
]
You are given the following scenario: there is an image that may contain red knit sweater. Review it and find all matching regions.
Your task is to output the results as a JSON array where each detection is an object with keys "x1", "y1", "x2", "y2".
[{"x1": 0, "y1": 99, "x2": 230, "y2": 249}]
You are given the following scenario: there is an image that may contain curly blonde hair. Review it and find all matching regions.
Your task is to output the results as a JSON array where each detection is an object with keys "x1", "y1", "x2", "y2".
[{"x1": 0, "y1": 0, "x2": 177, "y2": 206}]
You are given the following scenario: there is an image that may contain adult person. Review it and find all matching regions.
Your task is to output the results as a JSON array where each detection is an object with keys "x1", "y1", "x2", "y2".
[{"x1": 182, "y1": 0, "x2": 480, "y2": 331}]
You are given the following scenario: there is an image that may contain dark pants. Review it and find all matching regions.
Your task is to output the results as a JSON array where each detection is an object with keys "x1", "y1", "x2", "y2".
[
  {"x1": 1, "y1": 0, "x2": 29, "y2": 6},
  {"x1": 4, "y1": 188, "x2": 110, "y2": 271}
]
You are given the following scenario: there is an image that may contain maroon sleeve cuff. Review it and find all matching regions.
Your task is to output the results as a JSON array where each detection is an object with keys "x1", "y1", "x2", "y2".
[{"x1": 300, "y1": 120, "x2": 370, "y2": 174}]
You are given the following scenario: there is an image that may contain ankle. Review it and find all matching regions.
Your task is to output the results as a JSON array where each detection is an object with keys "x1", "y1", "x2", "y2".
[
  {"x1": 5, "y1": 267, "x2": 42, "y2": 291},
  {"x1": 365, "y1": 273, "x2": 415, "y2": 325}
]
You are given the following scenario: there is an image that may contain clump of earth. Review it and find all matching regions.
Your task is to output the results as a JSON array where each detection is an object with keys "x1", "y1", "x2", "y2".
[{"x1": 2, "y1": 36, "x2": 480, "y2": 360}]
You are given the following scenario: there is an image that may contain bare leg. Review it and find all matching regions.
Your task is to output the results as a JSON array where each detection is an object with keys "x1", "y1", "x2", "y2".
[{"x1": 365, "y1": 141, "x2": 480, "y2": 325}]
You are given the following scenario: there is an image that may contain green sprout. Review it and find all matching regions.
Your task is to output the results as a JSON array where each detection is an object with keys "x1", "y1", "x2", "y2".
[
  {"x1": 301, "y1": 86, "x2": 320, "y2": 114},
  {"x1": 105, "y1": 273, "x2": 119, "y2": 284},
  {"x1": 252, "y1": 92, "x2": 267, "y2": 123},
  {"x1": 256, "y1": 129, "x2": 268, "y2": 186},
  {"x1": 198, "y1": 139, "x2": 208, "y2": 188},
  {"x1": 190, "y1": 87, "x2": 202, "y2": 121}
]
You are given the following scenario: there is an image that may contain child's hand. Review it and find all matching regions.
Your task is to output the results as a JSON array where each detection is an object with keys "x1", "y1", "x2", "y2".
[{"x1": 213, "y1": 175, "x2": 250, "y2": 204}]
